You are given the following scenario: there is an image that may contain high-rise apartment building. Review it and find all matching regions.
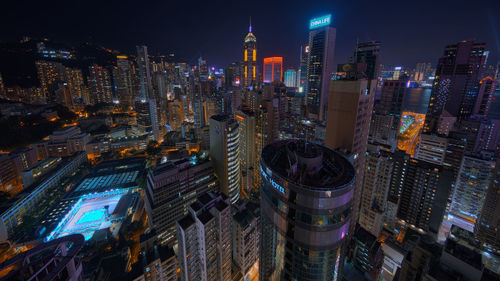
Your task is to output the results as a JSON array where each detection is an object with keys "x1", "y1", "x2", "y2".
[
  {"x1": 306, "y1": 14, "x2": 336, "y2": 121},
  {"x1": 449, "y1": 153, "x2": 495, "y2": 232},
  {"x1": 396, "y1": 158, "x2": 454, "y2": 233},
  {"x1": 235, "y1": 110, "x2": 256, "y2": 193},
  {"x1": 116, "y1": 55, "x2": 134, "y2": 107},
  {"x1": 424, "y1": 39, "x2": 487, "y2": 133},
  {"x1": 284, "y1": 68, "x2": 297, "y2": 88},
  {"x1": 145, "y1": 157, "x2": 217, "y2": 245},
  {"x1": 243, "y1": 22, "x2": 257, "y2": 87},
  {"x1": 88, "y1": 64, "x2": 112, "y2": 104},
  {"x1": 359, "y1": 144, "x2": 394, "y2": 237},
  {"x1": 209, "y1": 114, "x2": 240, "y2": 204},
  {"x1": 263, "y1": 57, "x2": 283, "y2": 83},
  {"x1": 260, "y1": 140, "x2": 355, "y2": 280},
  {"x1": 232, "y1": 207, "x2": 259, "y2": 279},
  {"x1": 176, "y1": 192, "x2": 231, "y2": 281},
  {"x1": 36, "y1": 60, "x2": 65, "y2": 103}
]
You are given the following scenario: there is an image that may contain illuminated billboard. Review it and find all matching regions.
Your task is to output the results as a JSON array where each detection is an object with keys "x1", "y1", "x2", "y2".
[{"x1": 310, "y1": 14, "x2": 332, "y2": 29}]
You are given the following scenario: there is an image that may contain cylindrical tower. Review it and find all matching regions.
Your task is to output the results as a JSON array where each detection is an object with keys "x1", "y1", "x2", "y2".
[{"x1": 259, "y1": 140, "x2": 355, "y2": 281}]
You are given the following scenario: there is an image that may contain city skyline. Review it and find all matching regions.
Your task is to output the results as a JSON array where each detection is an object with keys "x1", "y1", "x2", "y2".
[
  {"x1": 1, "y1": 0, "x2": 500, "y2": 68},
  {"x1": 1, "y1": 4, "x2": 500, "y2": 281}
]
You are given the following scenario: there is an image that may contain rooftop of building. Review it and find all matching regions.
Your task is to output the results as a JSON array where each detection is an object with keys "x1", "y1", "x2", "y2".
[
  {"x1": 444, "y1": 238, "x2": 483, "y2": 270},
  {"x1": 233, "y1": 208, "x2": 256, "y2": 227},
  {"x1": 210, "y1": 114, "x2": 234, "y2": 122},
  {"x1": 261, "y1": 139, "x2": 355, "y2": 191},
  {"x1": 177, "y1": 214, "x2": 195, "y2": 230},
  {"x1": 197, "y1": 211, "x2": 214, "y2": 225}
]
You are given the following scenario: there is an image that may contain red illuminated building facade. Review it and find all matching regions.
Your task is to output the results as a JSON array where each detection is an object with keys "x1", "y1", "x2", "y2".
[{"x1": 263, "y1": 57, "x2": 283, "y2": 83}]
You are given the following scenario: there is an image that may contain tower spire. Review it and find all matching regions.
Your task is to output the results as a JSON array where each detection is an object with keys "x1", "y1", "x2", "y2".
[{"x1": 249, "y1": 16, "x2": 252, "y2": 33}]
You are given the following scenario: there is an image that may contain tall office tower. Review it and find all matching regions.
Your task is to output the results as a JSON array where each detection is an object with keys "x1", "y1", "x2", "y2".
[
  {"x1": 88, "y1": 64, "x2": 112, "y2": 104},
  {"x1": 116, "y1": 55, "x2": 134, "y2": 107},
  {"x1": 260, "y1": 140, "x2": 355, "y2": 280},
  {"x1": 235, "y1": 109, "x2": 256, "y2": 193},
  {"x1": 397, "y1": 158, "x2": 454, "y2": 233},
  {"x1": 473, "y1": 76, "x2": 497, "y2": 117},
  {"x1": 325, "y1": 78, "x2": 375, "y2": 231},
  {"x1": 145, "y1": 157, "x2": 218, "y2": 245},
  {"x1": 263, "y1": 57, "x2": 283, "y2": 83},
  {"x1": 449, "y1": 153, "x2": 495, "y2": 232},
  {"x1": 209, "y1": 115, "x2": 240, "y2": 204},
  {"x1": 359, "y1": 144, "x2": 393, "y2": 237},
  {"x1": 414, "y1": 62, "x2": 432, "y2": 82},
  {"x1": 284, "y1": 68, "x2": 297, "y2": 88},
  {"x1": 136, "y1": 45, "x2": 160, "y2": 141},
  {"x1": 424, "y1": 39, "x2": 487, "y2": 133},
  {"x1": 306, "y1": 14, "x2": 336, "y2": 121},
  {"x1": 176, "y1": 192, "x2": 231, "y2": 281},
  {"x1": 36, "y1": 61, "x2": 65, "y2": 102},
  {"x1": 243, "y1": 21, "x2": 257, "y2": 87},
  {"x1": 232, "y1": 207, "x2": 259, "y2": 279},
  {"x1": 475, "y1": 159, "x2": 500, "y2": 252},
  {"x1": 378, "y1": 79, "x2": 407, "y2": 129},
  {"x1": 352, "y1": 41, "x2": 381, "y2": 80},
  {"x1": 298, "y1": 45, "x2": 309, "y2": 92}
]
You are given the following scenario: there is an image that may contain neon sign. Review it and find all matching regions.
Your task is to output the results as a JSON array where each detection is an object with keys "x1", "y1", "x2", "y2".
[
  {"x1": 261, "y1": 166, "x2": 286, "y2": 194},
  {"x1": 310, "y1": 14, "x2": 332, "y2": 29}
]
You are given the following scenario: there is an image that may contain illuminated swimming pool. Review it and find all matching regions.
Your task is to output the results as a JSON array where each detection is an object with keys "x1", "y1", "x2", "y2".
[{"x1": 77, "y1": 209, "x2": 106, "y2": 224}]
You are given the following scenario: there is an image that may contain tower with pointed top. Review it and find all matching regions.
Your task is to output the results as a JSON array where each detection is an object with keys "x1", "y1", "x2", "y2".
[{"x1": 243, "y1": 19, "x2": 257, "y2": 87}]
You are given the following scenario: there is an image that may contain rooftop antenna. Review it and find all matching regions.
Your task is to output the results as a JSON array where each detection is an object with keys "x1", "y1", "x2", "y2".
[{"x1": 249, "y1": 16, "x2": 252, "y2": 33}]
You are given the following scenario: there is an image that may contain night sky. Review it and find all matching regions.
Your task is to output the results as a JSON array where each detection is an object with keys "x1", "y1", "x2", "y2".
[{"x1": 1, "y1": 0, "x2": 500, "y2": 68}]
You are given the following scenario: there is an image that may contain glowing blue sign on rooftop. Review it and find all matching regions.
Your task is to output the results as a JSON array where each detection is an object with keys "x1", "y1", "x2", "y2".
[
  {"x1": 260, "y1": 166, "x2": 286, "y2": 194},
  {"x1": 309, "y1": 14, "x2": 332, "y2": 29}
]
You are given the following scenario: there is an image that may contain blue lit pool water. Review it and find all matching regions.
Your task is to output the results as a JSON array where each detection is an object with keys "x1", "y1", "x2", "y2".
[{"x1": 77, "y1": 209, "x2": 106, "y2": 224}]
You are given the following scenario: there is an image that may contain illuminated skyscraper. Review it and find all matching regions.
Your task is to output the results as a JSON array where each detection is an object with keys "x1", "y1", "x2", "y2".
[
  {"x1": 263, "y1": 57, "x2": 283, "y2": 83},
  {"x1": 136, "y1": 45, "x2": 161, "y2": 141},
  {"x1": 306, "y1": 14, "x2": 336, "y2": 121},
  {"x1": 243, "y1": 20, "x2": 257, "y2": 87},
  {"x1": 116, "y1": 55, "x2": 134, "y2": 107},
  {"x1": 284, "y1": 68, "x2": 297, "y2": 88},
  {"x1": 260, "y1": 140, "x2": 355, "y2": 280},
  {"x1": 298, "y1": 45, "x2": 309, "y2": 92},
  {"x1": 209, "y1": 114, "x2": 240, "y2": 204},
  {"x1": 449, "y1": 153, "x2": 495, "y2": 232}
]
